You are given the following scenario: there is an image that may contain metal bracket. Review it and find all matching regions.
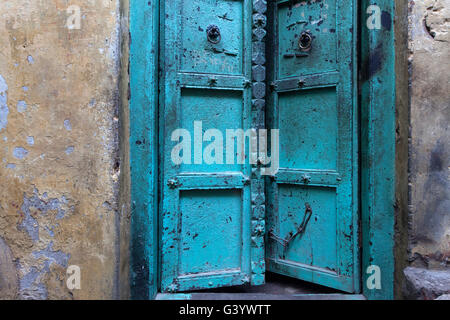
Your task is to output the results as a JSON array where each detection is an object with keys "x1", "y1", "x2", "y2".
[
  {"x1": 208, "y1": 77, "x2": 217, "y2": 86},
  {"x1": 167, "y1": 178, "x2": 180, "y2": 189},
  {"x1": 301, "y1": 174, "x2": 311, "y2": 183}
]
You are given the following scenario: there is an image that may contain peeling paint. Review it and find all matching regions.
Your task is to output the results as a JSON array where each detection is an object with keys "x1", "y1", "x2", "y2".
[
  {"x1": 32, "y1": 242, "x2": 70, "y2": 268},
  {"x1": 13, "y1": 147, "x2": 28, "y2": 159},
  {"x1": 64, "y1": 119, "x2": 72, "y2": 131},
  {"x1": 65, "y1": 146, "x2": 74, "y2": 155},
  {"x1": 18, "y1": 190, "x2": 70, "y2": 243},
  {"x1": 19, "y1": 266, "x2": 47, "y2": 300},
  {"x1": 17, "y1": 100, "x2": 27, "y2": 113},
  {"x1": 14, "y1": 188, "x2": 72, "y2": 299},
  {"x1": 27, "y1": 136, "x2": 34, "y2": 146},
  {"x1": 19, "y1": 242, "x2": 70, "y2": 300},
  {"x1": 0, "y1": 75, "x2": 8, "y2": 132}
]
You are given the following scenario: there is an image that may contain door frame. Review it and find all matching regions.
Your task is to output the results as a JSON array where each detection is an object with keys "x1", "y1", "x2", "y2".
[{"x1": 129, "y1": 0, "x2": 399, "y2": 300}]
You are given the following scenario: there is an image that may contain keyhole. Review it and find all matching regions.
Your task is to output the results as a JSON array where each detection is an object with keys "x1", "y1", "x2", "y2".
[{"x1": 299, "y1": 32, "x2": 312, "y2": 51}]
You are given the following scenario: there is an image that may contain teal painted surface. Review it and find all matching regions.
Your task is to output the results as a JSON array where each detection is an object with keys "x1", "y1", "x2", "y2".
[
  {"x1": 179, "y1": 189, "x2": 243, "y2": 275},
  {"x1": 180, "y1": 1, "x2": 244, "y2": 75},
  {"x1": 159, "y1": 0, "x2": 266, "y2": 293},
  {"x1": 129, "y1": 0, "x2": 159, "y2": 300},
  {"x1": 128, "y1": 0, "x2": 396, "y2": 300},
  {"x1": 277, "y1": 1, "x2": 338, "y2": 78},
  {"x1": 361, "y1": 0, "x2": 396, "y2": 300},
  {"x1": 156, "y1": 293, "x2": 193, "y2": 300},
  {"x1": 266, "y1": 0, "x2": 359, "y2": 293},
  {"x1": 278, "y1": 88, "x2": 338, "y2": 169}
]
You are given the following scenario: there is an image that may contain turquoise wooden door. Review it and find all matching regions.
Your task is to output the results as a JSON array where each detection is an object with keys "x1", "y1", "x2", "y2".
[
  {"x1": 266, "y1": 0, "x2": 359, "y2": 293},
  {"x1": 159, "y1": 0, "x2": 265, "y2": 293}
]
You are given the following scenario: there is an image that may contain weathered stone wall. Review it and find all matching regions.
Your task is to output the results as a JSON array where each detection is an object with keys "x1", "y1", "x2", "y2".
[
  {"x1": 395, "y1": 0, "x2": 411, "y2": 299},
  {"x1": 118, "y1": 0, "x2": 130, "y2": 301},
  {"x1": 408, "y1": 0, "x2": 450, "y2": 270},
  {"x1": 0, "y1": 0, "x2": 123, "y2": 299},
  {"x1": 405, "y1": 0, "x2": 450, "y2": 300}
]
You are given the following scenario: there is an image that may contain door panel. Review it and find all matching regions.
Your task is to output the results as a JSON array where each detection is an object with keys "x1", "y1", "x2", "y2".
[
  {"x1": 278, "y1": 0, "x2": 337, "y2": 77},
  {"x1": 180, "y1": 1, "x2": 244, "y2": 75},
  {"x1": 160, "y1": 0, "x2": 264, "y2": 293},
  {"x1": 266, "y1": 0, "x2": 359, "y2": 293},
  {"x1": 178, "y1": 189, "x2": 243, "y2": 275},
  {"x1": 179, "y1": 89, "x2": 243, "y2": 173},
  {"x1": 278, "y1": 88, "x2": 338, "y2": 170}
]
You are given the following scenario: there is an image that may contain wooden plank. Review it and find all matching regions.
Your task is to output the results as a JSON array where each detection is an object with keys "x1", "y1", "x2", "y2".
[
  {"x1": 129, "y1": 0, "x2": 159, "y2": 300},
  {"x1": 360, "y1": 0, "x2": 396, "y2": 300}
]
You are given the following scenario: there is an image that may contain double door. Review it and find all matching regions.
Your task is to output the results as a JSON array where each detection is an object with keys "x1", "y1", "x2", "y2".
[{"x1": 159, "y1": 0, "x2": 359, "y2": 294}]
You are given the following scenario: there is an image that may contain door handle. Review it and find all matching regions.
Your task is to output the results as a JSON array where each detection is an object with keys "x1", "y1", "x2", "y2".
[
  {"x1": 298, "y1": 31, "x2": 313, "y2": 51},
  {"x1": 269, "y1": 203, "x2": 313, "y2": 249},
  {"x1": 206, "y1": 24, "x2": 221, "y2": 44}
]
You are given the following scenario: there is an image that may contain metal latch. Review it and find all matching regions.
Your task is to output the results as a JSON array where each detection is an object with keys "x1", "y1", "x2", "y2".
[{"x1": 269, "y1": 203, "x2": 313, "y2": 249}]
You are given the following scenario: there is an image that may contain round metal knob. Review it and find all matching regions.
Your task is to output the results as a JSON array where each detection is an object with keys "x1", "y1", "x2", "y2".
[
  {"x1": 206, "y1": 25, "x2": 221, "y2": 44},
  {"x1": 298, "y1": 31, "x2": 313, "y2": 51}
]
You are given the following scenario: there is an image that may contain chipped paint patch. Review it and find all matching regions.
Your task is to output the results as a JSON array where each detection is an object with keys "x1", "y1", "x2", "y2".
[
  {"x1": 17, "y1": 100, "x2": 27, "y2": 113},
  {"x1": 14, "y1": 189, "x2": 73, "y2": 299},
  {"x1": 13, "y1": 147, "x2": 28, "y2": 159},
  {"x1": 19, "y1": 242, "x2": 70, "y2": 300},
  {"x1": 18, "y1": 190, "x2": 71, "y2": 242},
  {"x1": 32, "y1": 242, "x2": 70, "y2": 267},
  {"x1": 0, "y1": 75, "x2": 8, "y2": 132},
  {"x1": 65, "y1": 146, "x2": 74, "y2": 155},
  {"x1": 64, "y1": 119, "x2": 72, "y2": 131},
  {"x1": 27, "y1": 136, "x2": 34, "y2": 146}
]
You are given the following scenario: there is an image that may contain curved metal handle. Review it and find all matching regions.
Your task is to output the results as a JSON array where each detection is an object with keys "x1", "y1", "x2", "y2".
[
  {"x1": 207, "y1": 24, "x2": 221, "y2": 44},
  {"x1": 269, "y1": 203, "x2": 313, "y2": 249},
  {"x1": 298, "y1": 31, "x2": 313, "y2": 51}
]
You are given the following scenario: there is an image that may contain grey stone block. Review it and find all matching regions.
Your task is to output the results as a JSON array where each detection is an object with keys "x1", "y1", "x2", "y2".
[{"x1": 404, "y1": 267, "x2": 450, "y2": 300}]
